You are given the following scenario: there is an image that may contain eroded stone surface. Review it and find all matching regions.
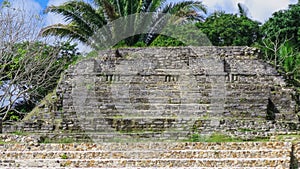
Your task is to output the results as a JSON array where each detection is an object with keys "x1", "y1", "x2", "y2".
[
  {"x1": 3, "y1": 46, "x2": 299, "y2": 141},
  {"x1": 0, "y1": 142, "x2": 293, "y2": 168}
]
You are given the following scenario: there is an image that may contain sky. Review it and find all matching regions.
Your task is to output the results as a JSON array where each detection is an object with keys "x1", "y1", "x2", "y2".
[
  {"x1": 1, "y1": 0, "x2": 298, "y2": 24},
  {"x1": 0, "y1": 0, "x2": 298, "y2": 52}
]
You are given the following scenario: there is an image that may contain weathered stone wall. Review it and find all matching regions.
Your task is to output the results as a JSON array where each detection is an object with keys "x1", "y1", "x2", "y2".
[
  {"x1": 4, "y1": 46, "x2": 299, "y2": 141},
  {"x1": 0, "y1": 118, "x2": 2, "y2": 133},
  {"x1": 294, "y1": 143, "x2": 300, "y2": 168},
  {"x1": 0, "y1": 142, "x2": 295, "y2": 168}
]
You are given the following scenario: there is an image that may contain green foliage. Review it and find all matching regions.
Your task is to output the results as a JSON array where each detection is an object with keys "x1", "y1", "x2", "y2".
[
  {"x1": 132, "y1": 41, "x2": 147, "y2": 47},
  {"x1": 41, "y1": 0, "x2": 207, "y2": 48},
  {"x1": 85, "y1": 50, "x2": 99, "y2": 58},
  {"x1": 1, "y1": 0, "x2": 11, "y2": 8},
  {"x1": 151, "y1": 35, "x2": 184, "y2": 47},
  {"x1": 12, "y1": 131, "x2": 27, "y2": 136},
  {"x1": 113, "y1": 39, "x2": 147, "y2": 48},
  {"x1": 261, "y1": 3, "x2": 300, "y2": 46},
  {"x1": 189, "y1": 133, "x2": 205, "y2": 142},
  {"x1": 274, "y1": 134, "x2": 300, "y2": 143},
  {"x1": 3, "y1": 42, "x2": 76, "y2": 76},
  {"x1": 207, "y1": 133, "x2": 242, "y2": 142},
  {"x1": 259, "y1": 3, "x2": 300, "y2": 83},
  {"x1": 151, "y1": 23, "x2": 210, "y2": 46},
  {"x1": 238, "y1": 128, "x2": 254, "y2": 132},
  {"x1": 41, "y1": 137, "x2": 78, "y2": 144},
  {"x1": 188, "y1": 133, "x2": 243, "y2": 142},
  {"x1": 8, "y1": 41, "x2": 79, "y2": 96},
  {"x1": 0, "y1": 41, "x2": 80, "y2": 121},
  {"x1": 196, "y1": 12, "x2": 261, "y2": 46},
  {"x1": 8, "y1": 112, "x2": 19, "y2": 121},
  {"x1": 279, "y1": 42, "x2": 300, "y2": 79},
  {"x1": 60, "y1": 154, "x2": 68, "y2": 159}
]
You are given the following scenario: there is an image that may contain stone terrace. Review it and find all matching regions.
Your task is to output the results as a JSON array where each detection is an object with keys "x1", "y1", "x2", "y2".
[
  {"x1": 0, "y1": 142, "x2": 295, "y2": 168},
  {"x1": 3, "y1": 46, "x2": 299, "y2": 142},
  {"x1": 1, "y1": 46, "x2": 300, "y2": 168}
]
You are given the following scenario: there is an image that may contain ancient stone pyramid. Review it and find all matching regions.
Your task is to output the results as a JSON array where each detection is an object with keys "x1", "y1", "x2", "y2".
[{"x1": 52, "y1": 46, "x2": 299, "y2": 142}]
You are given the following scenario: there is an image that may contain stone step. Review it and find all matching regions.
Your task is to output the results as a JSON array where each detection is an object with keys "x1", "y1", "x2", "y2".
[
  {"x1": 66, "y1": 132, "x2": 191, "y2": 142},
  {"x1": 0, "y1": 150, "x2": 291, "y2": 160},
  {"x1": 1, "y1": 158, "x2": 290, "y2": 168},
  {"x1": 59, "y1": 116, "x2": 271, "y2": 122},
  {"x1": 72, "y1": 106, "x2": 210, "y2": 112},
  {"x1": 75, "y1": 116, "x2": 203, "y2": 121},
  {"x1": 70, "y1": 103, "x2": 268, "y2": 110},
  {"x1": 67, "y1": 110, "x2": 267, "y2": 118},
  {"x1": 79, "y1": 126, "x2": 192, "y2": 133},
  {"x1": 74, "y1": 103, "x2": 210, "y2": 107},
  {"x1": 72, "y1": 113, "x2": 267, "y2": 120},
  {"x1": 94, "y1": 109, "x2": 211, "y2": 114},
  {"x1": 75, "y1": 110, "x2": 211, "y2": 115},
  {"x1": 76, "y1": 90, "x2": 206, "y2": 96},
  {"x1": 0, "y1": 142, "x2": 291, "y2": 151},
  {"x1": 0, "y1": 167, "x2": 275, "y2": 169}
]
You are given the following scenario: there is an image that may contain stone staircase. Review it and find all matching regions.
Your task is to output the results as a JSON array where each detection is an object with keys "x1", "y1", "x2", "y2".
[
  {"x1": 5, "y1": 47, "x2": 299, "y2": 143},
  {"x1": 0, "y1": 142, "x2": 292, "y2": 168}
]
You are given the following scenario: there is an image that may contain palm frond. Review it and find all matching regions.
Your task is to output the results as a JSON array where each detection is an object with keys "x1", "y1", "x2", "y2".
[
  {"x1": 114, "y1": 0, "x2": 122, "y2": 16},
  {"x1": 136, "y1": 0, "x2": 144, "y2": 13},
  {"x1": 132, "y1": 0, "x2": 138, "y2": 14},
  {"x1": 101, "y1": 0, "x2": 118, "y2": 21},
  {"x1": 150, "y1": 0, "x2": 167, "y2": 12},
  {"x1": 145, "y1": 13, "x2": 170, "y2": 45},
  {"x1": 141, "y1": 0, "x2": 151, "y2": 12},
  {"x1": 40, "y1": 24, "x2": 89, "y2": 43},
  {"x1": 41, "y1": 0, "x2": 208, "y2": 48},
  {"x1": 44, "y1": 1, "x2": 106, "y2": 35},
  {"x1": 238, "y1": 3, "x2": 249, "y2": 17},
  {"x1": 160, "y1": 1, "x2": 206, "y2": 22},
  {"x1": 161, "y1": 1, "x2": 206, "y2": 14},
  {"x1": 93, "y1": 0, "x2": 101, "y2": 6}
]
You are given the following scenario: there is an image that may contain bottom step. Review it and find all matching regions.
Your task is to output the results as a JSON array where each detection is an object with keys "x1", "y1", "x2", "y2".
[{"x1": 1, "y1": 159, "x2": 290, "y2": 168}]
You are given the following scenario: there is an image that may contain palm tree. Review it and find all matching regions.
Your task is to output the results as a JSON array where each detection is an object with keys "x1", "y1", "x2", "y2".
[
  {"x1": 237, "y1": 3, "x2": 249, "y2": 17},
  {"x1": 40, "y1": 0, "x2": 207, "y2": 48}
]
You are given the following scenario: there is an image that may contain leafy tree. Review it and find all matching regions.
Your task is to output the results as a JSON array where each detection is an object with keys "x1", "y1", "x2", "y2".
[
  {"x1": 260, "y1": 2, "x2": 300, "y2": 83},
  {"x1": 196, "y1": 12, "x2": 261, "y2": 46},
  {"x1": 261, "y1": 2, "x2": 300, "y2": 46},
  {"x1": 259, "y1": 33, "x2": 290, "y2": 67},
  {"x1": 40, "y1": 0, "x2": 207, "y2": 48},
  {"x1": 0, "y1": 41, "x2": 79, "y2": 121},
  {"x1": 150, "y1": 23, "x2": 211, "y2": 46},
  {"x1": 280, "y1": 43, "x2": 300, "y2": 80},
  {"x1": 151, "y1": 35, "x2": 184, "y2": 47},
  {"x1": 0, "y1": 1, "x2": 80, "y2": 121}
]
